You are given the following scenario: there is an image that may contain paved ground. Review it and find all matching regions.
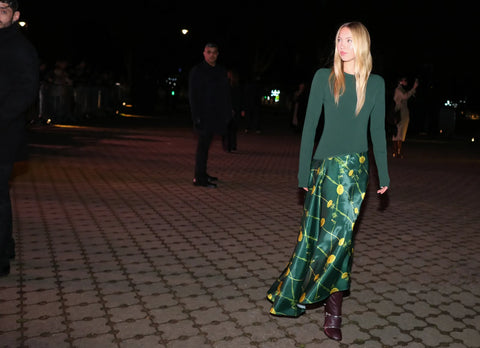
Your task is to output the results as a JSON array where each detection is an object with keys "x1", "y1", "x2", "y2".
[{"x1": 1, "y1": 113, "x2": 479, "y2": 348}]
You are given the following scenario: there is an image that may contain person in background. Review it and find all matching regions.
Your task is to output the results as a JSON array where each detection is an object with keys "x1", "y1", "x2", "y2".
[
  {"x1": 0, "y1": 0, "x2": 39, "y2": 276},
  {"x1": 47, "y1": 59, "x2": 73, "y2": 123},
  {"x1": 392, "y1": 76, "x2": 418, "y2": 158},
  {"x1": 291, "y1": 82, "x2": 308, "y2": 132},
  {"x1": 189, "y1": 43, "x2": 232, "y2": 188},
  {"x1": 267, "y1": 22, "x2": 389, "y2": 341},
  {"x1": 223, "y1": 69, "x2": 241, "y2": 152},
  {"x1": 242, "y1": 76, "x2": 262, "y2": 134}
]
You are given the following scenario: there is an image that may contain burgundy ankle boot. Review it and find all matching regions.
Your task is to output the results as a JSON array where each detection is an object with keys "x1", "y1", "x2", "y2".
[{"x1": 323, "y1": 291, "x2": 343, "y2": 341}]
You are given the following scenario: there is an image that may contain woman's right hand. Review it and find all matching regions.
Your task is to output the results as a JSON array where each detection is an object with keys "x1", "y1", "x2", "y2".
[
  {"x1": 303, "y1": 187, "x2": 308, "y2": 191},
  {"x1": 377, "y1": 186, "x2": 388, "y2": 194}
]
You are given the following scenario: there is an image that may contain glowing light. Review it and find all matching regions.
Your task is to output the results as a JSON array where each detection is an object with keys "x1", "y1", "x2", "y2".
[
  {"x1": 270, "y1": 89, "x2": 280, "y2": 102},
  {"x1": 444, "y1": 100, "x2": 458, "y2": 108},
  {"x1": 181, "y1": 29, "x2": 189, "y2": 35}
]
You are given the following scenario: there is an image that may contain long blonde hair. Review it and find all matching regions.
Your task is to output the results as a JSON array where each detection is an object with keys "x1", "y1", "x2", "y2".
[{"x1": 329, "y1": 22, "x2": 372, "y2": 115}]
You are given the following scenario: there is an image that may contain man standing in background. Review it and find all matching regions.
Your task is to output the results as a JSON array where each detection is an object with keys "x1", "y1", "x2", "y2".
[{"x1": 189, "y1": 43, "x2": 231, "y2": 188}]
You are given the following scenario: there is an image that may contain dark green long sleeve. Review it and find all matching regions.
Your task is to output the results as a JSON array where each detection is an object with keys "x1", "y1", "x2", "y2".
[{"x1": 298, "y1": 68, "x2": 390, "y2": 188}]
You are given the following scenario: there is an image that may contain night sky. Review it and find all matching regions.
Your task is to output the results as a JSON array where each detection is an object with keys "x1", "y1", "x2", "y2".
[{"x1": 17, "y1": 0, "x2": 477, "y2": 100}]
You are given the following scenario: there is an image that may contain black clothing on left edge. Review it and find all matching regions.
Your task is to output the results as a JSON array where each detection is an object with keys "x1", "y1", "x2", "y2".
[
  {"x1": 0, "y1": 23, "x2": 39, "y2": 164},
  {"x1": 0, "y1": 22, "x2": 39, "y2": 275}
]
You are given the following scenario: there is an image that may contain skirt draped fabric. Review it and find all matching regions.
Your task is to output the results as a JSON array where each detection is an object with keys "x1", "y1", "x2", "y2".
[{"x1": 267, "y1": 152, "x2": 369, "y2": 317}]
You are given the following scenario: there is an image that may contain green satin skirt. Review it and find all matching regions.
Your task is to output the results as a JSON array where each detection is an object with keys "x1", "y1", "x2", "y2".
[{"x1": 267, "y1": 152, "x2": 369, "y2": 317}]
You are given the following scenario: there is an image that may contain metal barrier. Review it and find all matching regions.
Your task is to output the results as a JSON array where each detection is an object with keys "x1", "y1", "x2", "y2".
[{"x1": 38, "y1": 83, "x2": 126, "y2": 124}]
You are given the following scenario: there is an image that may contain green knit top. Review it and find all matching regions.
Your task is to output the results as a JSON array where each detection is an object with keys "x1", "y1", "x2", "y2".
[{"x1": 298, "y1": 68, "x2": 390, "y2": 188}]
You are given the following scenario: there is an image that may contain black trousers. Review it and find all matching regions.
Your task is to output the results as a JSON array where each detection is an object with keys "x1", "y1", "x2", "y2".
[
  {"x1": 194, "y1": 132, "x2": 214, "y2": 182},
  {"x1": 0, "y1": 162, "x2": 14, "y2": 266}
]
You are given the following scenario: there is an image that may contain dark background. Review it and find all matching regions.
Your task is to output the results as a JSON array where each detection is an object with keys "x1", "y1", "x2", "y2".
[{"x1": 17, "y1": 0, "x2": 477, "y2": 107}]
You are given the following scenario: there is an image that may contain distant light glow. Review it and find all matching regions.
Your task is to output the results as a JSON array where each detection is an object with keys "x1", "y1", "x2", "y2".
[
  {"x1": 270, "y1": 89, "x2": 280, "y2": 103},
  {"x1": 166, "y1": 77, "x2": 177, "y2": 97},
  {"x1": 444, "y1": 100, "x2": 458, "y2": 108},
  {"x1": 181, "y1": 29, "x2": 189, "y2": 35},
  {"x1": 262, "y1": 89, "x2": 281, "y2": 104}
]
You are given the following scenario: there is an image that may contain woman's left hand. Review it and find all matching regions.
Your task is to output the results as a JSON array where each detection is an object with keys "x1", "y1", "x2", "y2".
[{"x1": 377, "y1": 186, "x2": 388, "y2": 195}]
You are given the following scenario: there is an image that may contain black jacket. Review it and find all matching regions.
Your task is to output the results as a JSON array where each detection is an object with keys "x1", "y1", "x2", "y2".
[
  {"x1": 0, "y1": 23, "x2": 39, "y2": 163},
  {"x1": 188, "y1": 61, "x2": 231, "y2": 135}
]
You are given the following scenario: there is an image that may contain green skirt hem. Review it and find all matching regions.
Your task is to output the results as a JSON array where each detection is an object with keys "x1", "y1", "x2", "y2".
[{"x1": 267, "y1": 152, "x2": 369, "y2": 318}]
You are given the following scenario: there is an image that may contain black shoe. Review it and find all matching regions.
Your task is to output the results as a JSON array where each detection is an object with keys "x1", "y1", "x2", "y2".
[
  {"x1": 193, "y1": 178, "x2": 217, "y2": 188},
  {"x1": 206, "y1": 174, "x2": 218, "y2": 181},
  {"x1": 0, "y1": 262, "x2": 10, "y2": 277}
]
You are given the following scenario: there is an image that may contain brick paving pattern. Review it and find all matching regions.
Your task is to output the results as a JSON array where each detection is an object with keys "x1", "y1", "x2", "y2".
[{"x1": 1, "y1": 118, "x2": 479, "y2": 347}]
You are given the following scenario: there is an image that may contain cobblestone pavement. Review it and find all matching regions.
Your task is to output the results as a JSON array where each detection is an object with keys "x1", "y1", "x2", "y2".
[{"x1": 1, "y1": 116, "x2": 479, "y2": 348}]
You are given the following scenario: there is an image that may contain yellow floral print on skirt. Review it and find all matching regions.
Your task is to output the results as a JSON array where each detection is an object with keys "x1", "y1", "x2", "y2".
[{"x1": 267, "y1": 152, "x2": 369, "y2": 317}]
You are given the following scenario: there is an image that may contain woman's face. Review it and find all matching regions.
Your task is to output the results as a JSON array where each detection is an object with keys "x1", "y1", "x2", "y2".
[{"x1": 337, "y1": 27, "x2": 355, "y2": 63}]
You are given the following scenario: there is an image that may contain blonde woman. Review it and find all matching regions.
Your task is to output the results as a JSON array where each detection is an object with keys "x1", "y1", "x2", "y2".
[{"x1": 267, "y1": 22, "x2": 389, "y2": 341}]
